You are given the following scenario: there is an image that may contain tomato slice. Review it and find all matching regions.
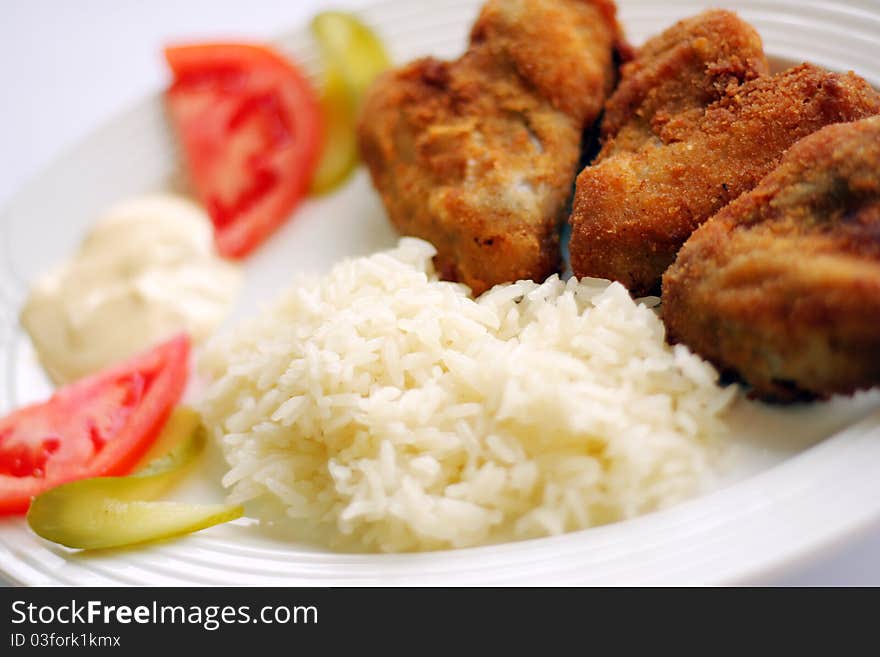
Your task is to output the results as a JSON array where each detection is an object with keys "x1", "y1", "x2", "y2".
[
  {"x1": 0, "y1": 335, "x2": 190, "y2": 515},
  {"x1": 165, "y1": 43, "x2": 322, "y2": 258}
]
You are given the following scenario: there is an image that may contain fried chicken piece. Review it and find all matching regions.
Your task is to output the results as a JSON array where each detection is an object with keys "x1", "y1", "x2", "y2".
[
  {"x1": 358, "y1": 0, "x2": 625, "y2": 295},
  {"x1": 663, "y1": 116, "x2": 880, "y2": 402},
  {"x1": 570, "y1": 48, "x2": 880, "y2": 295},
  {"x1": 600, "y1": 10, "x2": 768, "y2": 157}
]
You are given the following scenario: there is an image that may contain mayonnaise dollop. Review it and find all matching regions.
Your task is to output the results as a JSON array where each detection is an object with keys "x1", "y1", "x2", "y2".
[{"x1": 20, "y1": 194, "x2": 242, "y2": 383}]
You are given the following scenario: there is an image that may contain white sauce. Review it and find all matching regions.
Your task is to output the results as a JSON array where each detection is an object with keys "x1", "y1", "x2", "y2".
[{"x1": 20, "y1": 194, "x2": 242, "y2": 383}]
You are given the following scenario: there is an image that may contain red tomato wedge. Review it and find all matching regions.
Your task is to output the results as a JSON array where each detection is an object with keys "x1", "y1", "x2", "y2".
[
  {"x1": 165, "y1": 43, "x2": 322, "y2": 258},
  {"x1": 0, "y1": 335, "x2": 190, "y2": 515}
]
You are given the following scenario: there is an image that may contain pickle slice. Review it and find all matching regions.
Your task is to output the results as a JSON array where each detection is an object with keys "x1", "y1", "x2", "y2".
[
  {"x1": 27, "y1": 407, "x2": 243, "y2": 550},
  {"x1": 310, "y1": 11, "x2": 391, "y2": 194}
]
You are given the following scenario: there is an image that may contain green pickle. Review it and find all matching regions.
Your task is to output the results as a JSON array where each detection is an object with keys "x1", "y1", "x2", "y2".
[
  {"x1": 310, "y1": 11, "x2": 391, "y2": 194},
  {"x1": 27, "y1": 406, "x2": 243, "y2": 550}
]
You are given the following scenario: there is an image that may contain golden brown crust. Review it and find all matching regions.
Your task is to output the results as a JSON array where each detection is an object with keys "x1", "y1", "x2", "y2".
[
  {"x1": 570, "y1": 60, "x2": 880, "y2": 296},
  {"x1": 662, "y1": 116, "x2": 880, "y2": 402},
  {"x1": 600, "y1": 10, "x2": 768, "y2": 155},
  {"x1": 471, "y1": 0, "x2": 627, "y2": 122},
  {"x1": 358, "y1": 0, "x2": 624, "y2": 295}
]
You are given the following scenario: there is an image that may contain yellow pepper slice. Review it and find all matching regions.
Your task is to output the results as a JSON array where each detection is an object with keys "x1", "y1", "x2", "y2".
[
  {"x1": 310, "y1": 11, "x2": 391, "y2": 194},
  {"x1": 27, "y1": 407, "x2": 243, "y2": 550}
]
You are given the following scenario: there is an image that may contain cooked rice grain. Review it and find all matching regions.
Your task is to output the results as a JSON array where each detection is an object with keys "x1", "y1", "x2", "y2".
[{"x1": 200, "y1": 238, "x2": 735, "y2": 552}]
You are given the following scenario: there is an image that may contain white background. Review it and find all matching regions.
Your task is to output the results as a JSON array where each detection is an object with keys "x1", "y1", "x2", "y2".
[{"x1": 1, "y1": 0, "x2": 879, "y2": 585}]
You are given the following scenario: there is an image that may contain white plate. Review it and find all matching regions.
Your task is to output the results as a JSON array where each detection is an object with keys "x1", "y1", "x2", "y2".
[{"x1": 1, "y1": 0, "x2": 880, "y2": 585}]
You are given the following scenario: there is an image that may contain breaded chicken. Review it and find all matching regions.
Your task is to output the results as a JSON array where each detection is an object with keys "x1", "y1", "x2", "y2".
[
  {"x1": 663, "y1": 116, "x2": 880, "y2": 402},
  {"x1": 569, "y1": 17, "x2": 880, "y2": 295},
  {"x1": 358, "y1": 0, "x2": 625, "y2": 295},
  {"x1": 600, "y1": 10, "x2": 768, "y2": 157}
]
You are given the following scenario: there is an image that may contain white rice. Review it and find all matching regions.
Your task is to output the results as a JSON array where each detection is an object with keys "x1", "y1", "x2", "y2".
[{"x1": 199, "y1": 238, "x2": 736, "y2": 552}]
